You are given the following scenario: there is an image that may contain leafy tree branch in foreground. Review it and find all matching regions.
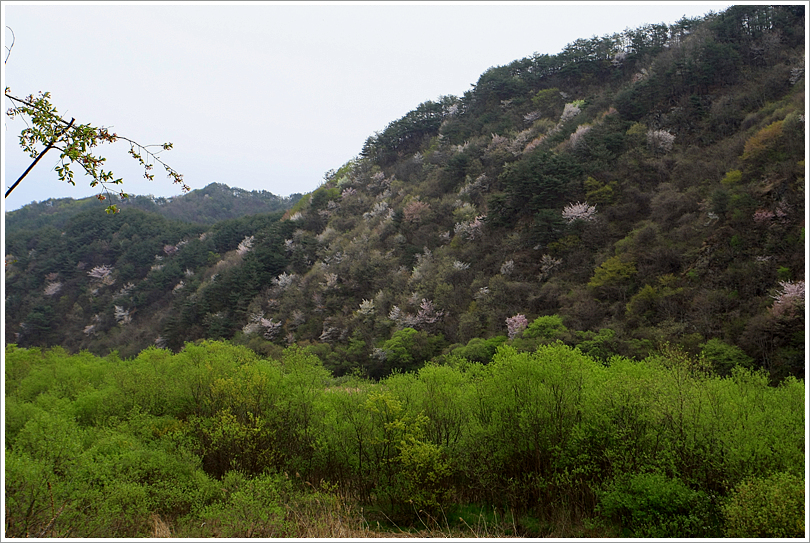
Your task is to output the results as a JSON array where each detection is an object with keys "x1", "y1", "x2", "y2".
[{"x1": 5, "y1": 88, "x2": 188, "y2": 213}]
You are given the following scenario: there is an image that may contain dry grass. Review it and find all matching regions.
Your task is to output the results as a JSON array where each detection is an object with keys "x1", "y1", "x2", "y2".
[
  {"x1": 144, "y1": 484, "x2": 616, "y2": 539},
  {"x1": 156, "y1": 494, "x2": 527, "y2": 538},
  {"x1": 150, "y1": 513, "x2": 172, "y2": 538}
]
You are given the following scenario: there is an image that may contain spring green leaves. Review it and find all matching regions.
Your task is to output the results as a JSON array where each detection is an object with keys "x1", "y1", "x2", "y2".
[
  {"x1": 5, "y1": 89, "x2": 188, "y2": 213},
  {"x1": 5, "y1": 340, "x2": 805, "y2": 537}
]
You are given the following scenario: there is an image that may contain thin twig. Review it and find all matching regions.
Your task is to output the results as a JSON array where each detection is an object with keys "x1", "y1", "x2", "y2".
[
  {"x1": 4, "y1": 26, "x2": 14, "y2": 64},
  {"x1": 5, "y1": 93, "x2": 71, "y2": 127}
]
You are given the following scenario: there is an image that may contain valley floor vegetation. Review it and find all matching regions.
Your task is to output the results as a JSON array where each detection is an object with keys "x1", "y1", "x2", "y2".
[{"x1": 5, "y1": 340, "x2": 804, "y2": 538}]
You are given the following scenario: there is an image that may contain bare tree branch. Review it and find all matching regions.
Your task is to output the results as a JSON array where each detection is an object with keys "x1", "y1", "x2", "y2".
[{"x1": 4, "y1": 26, "x2": 15, "y2": 64}]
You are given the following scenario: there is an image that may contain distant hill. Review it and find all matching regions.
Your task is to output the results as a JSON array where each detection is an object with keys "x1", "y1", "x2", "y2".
[{"x1": 4, "y1": 182, "x2": 302, "y2": 233}]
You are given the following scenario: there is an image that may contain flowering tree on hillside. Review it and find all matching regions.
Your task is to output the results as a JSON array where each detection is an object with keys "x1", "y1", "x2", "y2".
[
  {"x1": 87, "y1": 264, "x2": 113, "y2": 279},
  {"x1": 454, "y1": 215, "x2": 485, "y2": 241},
  {"x1": 559, "y1": 102, "x2": 582, "y2": 124},
  {"x1": 771, "y1": 280, "x2": 804, "y2": 317},
  {"x1": 87, "y1": 264, "x2": 114, "y2": 286},
  {"x1": 569, "y1": 124, "x2": 592, "y2": 149},
  {"x1": 646, "y1": 129, "x2": 675, "y2": 154},
  {"x1": 506, "y1": 314, "x2": 529, "y2": 339},
  {"x1": 114, "y1": 305, "x2": 132, "y2": 325},
  {"x1": 43, "y1": 281, "x2": 62, "y2": 296},
  {"x1": 562, "y1": 201, "x2": 597, "y2": 223},
  {"x1": 237, "y1": 235, "x2": 254, "y2": 255},
  {"x1": 358, "y1": 299, "x2": 376, "y2": 317},
  {"x1": 388, "y1": 298, "x2": 444, "y2": 332},
  {"x1": 260, "y1": 317, "x2": 283, "y2": 340},
  {"x1": 403, "y1": 199, "x2": 431, "y2": 224}
]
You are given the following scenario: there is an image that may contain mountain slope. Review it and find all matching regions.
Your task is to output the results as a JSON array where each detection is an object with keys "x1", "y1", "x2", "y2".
[{"x1": 5, "y1": 5, "x2": 805, "y2": 379}]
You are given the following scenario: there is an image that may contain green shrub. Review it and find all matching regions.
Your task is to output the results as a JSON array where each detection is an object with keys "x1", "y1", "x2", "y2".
[
  {"x1": 597, "y1": 473, "x2": 722, "y2": 537},
  {"x1": 575, "y1": 328, "x2": 619, "y2": 362},
  {"x1": 722, "y1": 471, "x2": 805, "y2": 538},
  {"x1": 699, "y1": 338, "x2": 754, "y2": 376},
  {"x1": 95, "y1": 481, "x2": 152, "y2": 536},
  {"x1": 197, "y1": 471, "x2": 291, "y2": 537},
  {"x1": 4, "y1": 447, "x2": 53, "y2": 537},
  {"x1": 12, "y1": 410, "x2": 84, "y2": 475},
  {"x1": 4, "y1": 397, "x2": 45, "y2": 444},
  {"x1": 397, "y1": 436, "x2": 453, "y2": 513},
  {"x1": 522, "y1": 315, "x2": 568, "y2": 341},
  {"x1": 450, "y1": 335, "x2": 507, "y2": 363},
  {"x1": 377, "y1": 328, "x2": 445, "y2": 375}
]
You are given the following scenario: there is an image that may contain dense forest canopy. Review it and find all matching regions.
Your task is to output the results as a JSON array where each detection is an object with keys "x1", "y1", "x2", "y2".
[{"x1": 8, "y1": 5, "x2": 803, "y2": 380}]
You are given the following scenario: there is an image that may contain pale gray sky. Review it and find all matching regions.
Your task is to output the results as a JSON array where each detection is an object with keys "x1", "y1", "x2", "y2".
[{"x1": 2, "y1": 1, "x2": 732, "y2": 211}]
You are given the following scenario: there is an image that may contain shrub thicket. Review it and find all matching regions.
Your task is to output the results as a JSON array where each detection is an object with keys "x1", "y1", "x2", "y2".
[{"x1": 4, "y1": 341, "x2": 804, "y2": 537}]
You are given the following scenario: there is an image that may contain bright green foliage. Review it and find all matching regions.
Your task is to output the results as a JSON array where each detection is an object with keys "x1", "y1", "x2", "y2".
[
  {"x1": 3, "y1": 341, "x2": 805, "y2": 537},
  {"x1": 380, "y1": 328, "x2": 419, "y2": 369},
  {"x1": 597, "y1": 473, "x2": 721, "y2": 537},
  {"x1": 720, "y1": 169, "x2": 743, "y2": 186},
  {"x1": 722, "y1": 471, "x2": 805, "y2": 538},
  {"x1": 196, "y1": 471, "x2": 290, "y2": 537},
  {"x1": 574, "y1": 328, "x2": 623, "y2": 361},
  {"x1": 742, "y1": 120, "x2": 785, "y2": 163},
  {"x1": 511, "y1": 315, "x2": 569, "y2": 352},
  {"x1": 700, "y1": 338, "x2": 754, "y2": 376},
  {"x1": 376, "y1": 328, "x2": 445, "y2": 376},
  {"x1": 522, "y1": 315, "x2": 568, "y2": 341},
  {"x1": 584, "y1": 175, "x2": 616, "y2": 205},
  {"x1": 359, "y1": 389, "x2": 433, "y2": 519},
  {"x1": 450, "y1": 335, "x2": 507, "y2": 363},
  {"x1": 397, "y1": 436, "x2": 453, "y2": 513}
]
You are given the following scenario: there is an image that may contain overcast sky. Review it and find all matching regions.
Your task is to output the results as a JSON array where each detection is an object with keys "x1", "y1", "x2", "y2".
[{"x1": 2, "y1": 1, "x2": 733, "y2": 211}]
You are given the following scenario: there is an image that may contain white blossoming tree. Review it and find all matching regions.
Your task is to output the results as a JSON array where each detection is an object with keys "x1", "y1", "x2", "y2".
[
  {"x1": 771, "y1": 280, "x2": 804, "y2": 317},
  {"x1": 237, "y1": 235, "x2": 255, "y2": 255},
  {"x1": 87, "y1": 264, "x2": 113, "y2": 280},
  {"x1": 260, "y1": 317, "x2": 283, "y2": 340},
  {"x1": 454, "y1": 215, "x2": 485, "y2": 241},
  {"x1": 358, "y1": 299, "x2": 376, "y2": 317},
  {"x1": 646, "y1": 129, "x2": 675, "y2": 154},
  {"x1": 559, "y1": 102, "x2": 583, "y2": 124},
  {"x1": 273, "y1": 272, "x2": 297, "y2": 290},
  {"x1": 114, "y1": 305, "x2": 132, "y2": 325},
  {"x1": 569, "y1": 124, "x2": 591, "y2": 149},
  {"x1": 500, "y1": 260, "x2": 515, "y2": 276},
  {"x1": 562, "y1": 202, "x2": 597, "y2": 223},
  {"x1": 87, "y1": 264, "x2": 115, "y2": 286},
  {"x1": 43, "y1": 281, "x2": 62, "y2": 296}
]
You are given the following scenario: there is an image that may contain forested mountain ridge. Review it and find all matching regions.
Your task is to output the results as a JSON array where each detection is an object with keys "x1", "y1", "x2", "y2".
[
  {"x1": 5, "y1": 5, "x2": 805, "y2": 381},
  {"x1": 4, "y1": 182, "x2": 302, "y2": 232}
]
